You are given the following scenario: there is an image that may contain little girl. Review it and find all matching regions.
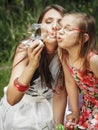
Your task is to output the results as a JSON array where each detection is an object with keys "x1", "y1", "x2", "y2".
[{"x1": 57, "y1": 12, "x2": 98, "y2": 130}]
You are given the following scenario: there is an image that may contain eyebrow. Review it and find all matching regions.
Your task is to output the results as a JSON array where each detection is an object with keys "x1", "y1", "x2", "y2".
[
  {"x1": 64, "y1": 24, "x2": 71, "y2": 27},
  {"x1": 46, "y1": 17, "x2": 62, "y2": 20},
  {"x1": 45, "y1": 17, "x2": 53, "y2": 20},
  {"x1": 59, "y1": 22, "x2": 71, "y2": 27}
]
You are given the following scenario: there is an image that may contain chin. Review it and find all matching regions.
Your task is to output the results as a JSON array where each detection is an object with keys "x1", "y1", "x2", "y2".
[
  {"x1": 58, "y1": 42, "x2": 63, "y2": 47},
  {"x1": 48, "y1": 38, "x2": 57, "y2": 43},
  {"x1": 51, "y1": 38, "x2": 57, "y2": 42},
  {"x1": 43, "y1": 36, "x2": 56, "y2": 43}
]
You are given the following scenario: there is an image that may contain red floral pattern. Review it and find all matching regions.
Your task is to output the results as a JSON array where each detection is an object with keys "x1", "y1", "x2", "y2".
[
  {"x1": 68, "y1": 66, "x2": 98, "y2": 130},
  {"x1": 70, "y1": 67, "x2": 98, "y2": 130}
]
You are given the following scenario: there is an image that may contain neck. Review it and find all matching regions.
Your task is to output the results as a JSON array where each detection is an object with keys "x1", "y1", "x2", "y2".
[
  {"x1": 66, "y1": 46, "x2": 83, "y2": 69},
  {"x1": 66, "y1": 45, "x2": 80, "y2": 60},
  {"x1": 45, "y1": 43, "x2": 57, "y2": 55},
  {"x1": 46, "y1": 50, "x2": 56, "y2": 63},
  {"x1": 67, "y1": 54, "x2": 84, "y2": 70},
  {"x1": 47, "y1": 50, "x2": 56, "y2": 54}
]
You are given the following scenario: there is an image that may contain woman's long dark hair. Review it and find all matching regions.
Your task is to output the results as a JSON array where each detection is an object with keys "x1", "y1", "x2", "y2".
[{"x1": 35, "y1": 5, "x2": 66, "y2": 89}]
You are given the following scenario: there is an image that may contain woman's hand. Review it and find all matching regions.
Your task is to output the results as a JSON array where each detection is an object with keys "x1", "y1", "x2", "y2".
[
  {"x1": 7, "y1": 40, "x2": 44, "y2": 105},
  {"x1": 27, "y1": 40, "x2": 44, "y2": 68}
]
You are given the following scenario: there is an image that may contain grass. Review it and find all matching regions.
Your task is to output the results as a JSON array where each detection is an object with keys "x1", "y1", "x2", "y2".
[{"x1": 0, "y1": 62, "x2": 11, "y2": 98}]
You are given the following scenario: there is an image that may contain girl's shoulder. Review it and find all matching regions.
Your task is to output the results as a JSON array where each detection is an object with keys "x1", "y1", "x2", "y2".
[
  {"x1": 88, "y1": 51, "x2": 97, "y2": 59},
  {"x1": 88, "y1": 51, "x2": 98, "y2": 77},
  {"x1": 88, "y1": 51, "x2": 98, "y2": 61},
  {"x1": 88, "y1": 51, "x2": 98, "y2": 63}
]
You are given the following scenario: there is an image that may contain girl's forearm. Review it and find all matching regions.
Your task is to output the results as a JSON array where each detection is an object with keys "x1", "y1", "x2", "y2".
[
  {"x1": 62, "y1": 63, "x2": 79, "y2": 112},
  {"x1": 53, "y1": 88, "x2": 67, "y2": 127}
]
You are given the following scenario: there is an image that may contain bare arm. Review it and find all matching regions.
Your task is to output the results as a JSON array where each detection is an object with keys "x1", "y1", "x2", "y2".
[
  {"x1": 7, "y1": 40, "x2": 44, "y2": 105},
  {"x1": 61, "y1": 60, "x2": 79, "y2": 123},
  {"x1": 90, "y1": 54, "x2": 98, "y2": 78},
  {"x1": 53, "y1": 87, "x2": 67, "y2": 128},
  {"x1": 58, "y1": 48, "x2": 79, "y2": 123}
]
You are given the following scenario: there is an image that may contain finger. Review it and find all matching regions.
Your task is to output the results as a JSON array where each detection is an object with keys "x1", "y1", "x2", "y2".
[
  {"x1": 66, "y1": 115, "x2": 72, "y2": 121},
  {"x1": 30, "y1": 39, "x2": 44, "y2": 48},
  {"x1": 30, "y1": 41, "x2": 40, "y2": 49},
  {"x1": 35, "y1": 47, "x2": 43, "y2": 58},
  {"x1": 32, "y1": 44, "x2": 44, "y2": 55},
  {"x1": 28, "y1": 40, "x2": 43, "y2": 53},
  {"x1": 74, "y1": 118, "x2": 78, "y2": 123}
]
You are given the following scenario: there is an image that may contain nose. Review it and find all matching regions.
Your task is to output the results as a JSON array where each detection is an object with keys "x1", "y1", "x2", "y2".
[
  {"x1": 57, "y1": 28, "x2": 64, "y2": 35},
  {"x1": 52, "y1": 26, "x2": 58, "y2": 31},
  {"x1": 52, "y1": 22, "x2": 60, "y2": 31}
]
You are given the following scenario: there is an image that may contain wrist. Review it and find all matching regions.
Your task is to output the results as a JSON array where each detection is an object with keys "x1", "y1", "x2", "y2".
[
  {"x1": 14, "y1": 77, "x2": 30, "y2": 93},
  {"x1": 72, "y1": 110, "x2": 80, "y2": 116},
  {"x1": 28, "y1": 61, "x2": 38, "y2": 70}
]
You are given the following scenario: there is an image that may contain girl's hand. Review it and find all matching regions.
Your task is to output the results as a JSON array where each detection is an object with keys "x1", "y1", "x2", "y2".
[{"x1": 65, "y1": 111, "x2": 79, "y2": 129}]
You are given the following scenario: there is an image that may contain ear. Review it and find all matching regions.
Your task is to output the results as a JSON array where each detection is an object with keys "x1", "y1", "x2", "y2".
[{"x1": 84, "y1": 33, "x2": 89, "y2": 43}]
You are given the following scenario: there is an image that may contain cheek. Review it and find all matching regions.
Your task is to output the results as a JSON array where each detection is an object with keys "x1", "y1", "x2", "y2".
[
  {"x1": 59, "y1": 34, "x2": 79, "y2": 48},
  {"x1": 66, "y1": 33, "x2": 79, "y2": 44},
  {"x1": 41, "y1": 28, "x2": 47, "y2": 35},
  {"x1": 47, "y1": 25, "x2": 53, "y2": 33},
  {"x1": 41, "y1": 24, "x2": 52, "y2": 37},
  {"x1": 71, "y1": 35, "x2": 78, "y2": 43}
]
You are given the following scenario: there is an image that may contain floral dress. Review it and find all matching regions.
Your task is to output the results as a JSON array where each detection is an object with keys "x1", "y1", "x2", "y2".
[{"x1": 67, "y1": 61, "x2": 98, "y2": 130}]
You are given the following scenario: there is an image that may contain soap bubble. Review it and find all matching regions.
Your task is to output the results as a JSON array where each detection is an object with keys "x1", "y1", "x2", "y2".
[
  {"x1": 22, "y1": 23, "x2": 48, "y2": 46},
  {"x1": 27, "y1": 23, "x2": 48, "y2": 40}
]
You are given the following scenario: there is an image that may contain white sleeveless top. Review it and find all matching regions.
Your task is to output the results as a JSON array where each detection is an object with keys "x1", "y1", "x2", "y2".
[{"x1": 0, "y1": 53, "x2": 60, "y2": 130}]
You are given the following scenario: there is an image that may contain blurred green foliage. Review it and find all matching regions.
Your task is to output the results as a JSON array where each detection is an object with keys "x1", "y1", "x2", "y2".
[
  {"x1": 0, "y1": 0, "x2": 98, "y2": 63},
  {"x1": 0, "y1": 63, "x2": 11, "y2": 97}
]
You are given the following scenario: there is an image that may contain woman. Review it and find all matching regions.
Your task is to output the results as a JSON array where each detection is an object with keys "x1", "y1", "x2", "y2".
[
  {"x1": 0, "y1": 4, "x2": 67, "y2": 130},
  {"x1": 57, "y1": 12, "x2": 98, "y2": 129}
]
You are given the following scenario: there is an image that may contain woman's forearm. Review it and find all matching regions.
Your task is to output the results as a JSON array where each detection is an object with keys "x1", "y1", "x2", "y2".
[{"x1": 7, "y1": 63, "x2": 37, "y2": 106}]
